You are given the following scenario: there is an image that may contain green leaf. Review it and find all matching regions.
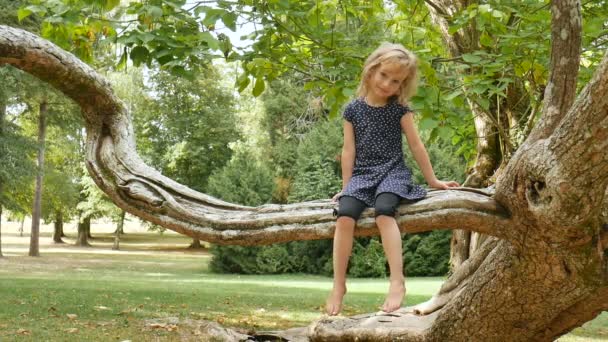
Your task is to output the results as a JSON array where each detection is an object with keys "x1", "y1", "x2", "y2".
[
  {"x1": 461, "y1": 54, "x2": 482, "y2": 63},
  {"x1": 116, "y1": 49, "x2": 127, "y2": 71},
  {"x1": 221, "y1": 12, "x2": 237, "y2": 31},
  {"x1": 170, "y1": 65, "x2": 194, "y2": 80},
  {"x1": 103, "y1": 0, "x2": 121, "y2": 11},
  {"x1": 199, "y1": 32, "x2": 219, "y2": 50},
  {"x1": 17, "y1": 8, "x2": 33, "y2": 21},
  {"x1": 147, "y1": 5, "x2": 163, "y2": 19},
  {"x1": 342, "y1": 88, "x2": 355, "y2": 97},
  {"x1": 445, "y1": 90, "x2": 462, "y2": 101},
  {"x1": 138, "y1": 32, "x2": 156, "y2": 44},
  {"x1": 252, "y1": 77, "x2": 265, "y2": 97},
  {"x1": 130, "y1": 46, "x2": 150, "y2": 66},
  {"x1": 237, "y1": 75, "x2": 251, "y2": 93},
  {"x1": 438, "y1": 126, "x2": 452, "y2": 139},
  {"x1": 480, "y1": 32, "x2": 493, "y2": 47},
  {"x1": 419, "y1": 118, "x2": 438, "y2": 131}
]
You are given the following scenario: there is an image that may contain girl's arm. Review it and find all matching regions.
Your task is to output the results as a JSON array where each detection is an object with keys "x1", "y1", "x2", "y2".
[
  {"x1": 333, "y1": 120, "x2": 356, "y2": 201},
  {"x1": 400, "y1": 113, "x2": 459, "y2": 189}
]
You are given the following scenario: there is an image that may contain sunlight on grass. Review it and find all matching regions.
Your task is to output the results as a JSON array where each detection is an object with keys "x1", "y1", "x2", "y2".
[{"x1": 0, "y1": 222, "x2": 606, "y2": 341}]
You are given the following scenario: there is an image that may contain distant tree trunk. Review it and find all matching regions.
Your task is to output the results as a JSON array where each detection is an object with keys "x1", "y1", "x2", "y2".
[
  {"x1": 18, "y1": 217, "x2": 24, "y2": 237},
  {"x1": 114, "y1": 210, "x2": 125, "y2": 235},
  {"x1": 112, "y1": 210, "x2": 125, "y2": 250},
  {"x1": 52, "y1": 210, "x2": 64, "y2": 243},
  {"x1": 29, "y1": 100, "x2": 47, "y2": 257},
  {"x1": 189, "y1": 238, "x2": 202, "y2": 249},
  {"x1": 75, "y1": 216, "x2": 91, "y2": 247}
]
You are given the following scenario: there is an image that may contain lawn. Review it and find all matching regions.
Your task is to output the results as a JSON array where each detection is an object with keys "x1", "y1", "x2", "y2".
[{"x1": 0, "y1": 217, "x2": 605, "y2": 341}]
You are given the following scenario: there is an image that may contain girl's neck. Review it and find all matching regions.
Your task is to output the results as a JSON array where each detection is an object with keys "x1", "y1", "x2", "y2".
[{"x1": 364, "y1": 94, "x2": 389, "y2": 107}]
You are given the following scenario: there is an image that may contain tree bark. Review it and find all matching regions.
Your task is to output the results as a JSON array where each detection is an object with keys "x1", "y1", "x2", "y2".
[
  {"x1": 189, "y1": 238, "x2": 202, "y2": 249},
  {"x1": 112, "y1": 210, "x2": 125, "y2": 250},
  {"x1": 424, "y1": 0, "x2": 504, "y2": 271},
  {"x1": 52, "y1": 210, "x2": 64, "y2": 243},
  {"x1": 29, "y1": 100, "x2": 47, "y2": 257},
  {"x1": 75, "y1": 216, "x2": 91, "y2": 247},
  {"x1": 1, "y1": 6, "x2": 606, "y2": 339},
  {"x1": 19, "y1": 217, "x2": 24, "y2": 237},
  {"x1": 114, "y1": 210, "x2": 125, "y2": 235}
]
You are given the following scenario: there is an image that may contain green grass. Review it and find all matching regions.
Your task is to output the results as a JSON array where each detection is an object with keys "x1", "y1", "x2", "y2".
[
  {"x1": 0, "y1": 250, "x2": 441, "y2": 341},
  {"x1": 0, "y1": 228, "x2": 606, "y2": 341}
]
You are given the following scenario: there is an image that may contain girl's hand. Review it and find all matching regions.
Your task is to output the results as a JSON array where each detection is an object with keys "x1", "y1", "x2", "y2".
[
  {"x1": 429, "y1": 180, "x2": 460, "y2": 190},
  {"x1": 332, "y1": 191, "x2": 343, "y2": 202}
]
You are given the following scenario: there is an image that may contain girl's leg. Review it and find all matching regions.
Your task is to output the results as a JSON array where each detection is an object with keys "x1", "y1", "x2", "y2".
[
  {"x1": 326, "y1": 216, "x2": 355, "y2": 315},
  {"x1": 375, "y1": 193, "x2": 405, "y2": 312},
  {"x1": 326, "y1": 196, "x2": 365, "y2": 315}
]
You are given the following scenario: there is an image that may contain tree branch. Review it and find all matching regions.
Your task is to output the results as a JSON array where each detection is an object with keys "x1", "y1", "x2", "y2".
[
  {"x1": 0, "y1": 25, "x2": 512, "y2": 246},
  {"x1": 529, "y1": 0, "x2": 582, "y2": 141}
]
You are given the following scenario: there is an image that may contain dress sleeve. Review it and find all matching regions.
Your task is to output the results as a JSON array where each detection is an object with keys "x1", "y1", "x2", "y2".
[
  {"x1": 342, "y1": 103, "x2": 354, "y2": 122},
  {"x1": 398, "y1": 103, "x2": 414, "y2": 118}
]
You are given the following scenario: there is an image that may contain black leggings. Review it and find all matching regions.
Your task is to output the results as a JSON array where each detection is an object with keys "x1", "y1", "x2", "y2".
[{"x1": 336, "y1": 193, "x2": 401, "y2": 220}]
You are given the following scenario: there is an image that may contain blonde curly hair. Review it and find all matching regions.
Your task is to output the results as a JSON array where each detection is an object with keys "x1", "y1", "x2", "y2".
[{"x1": 356, "y1": 42, "x2": 418, "y2": 106}]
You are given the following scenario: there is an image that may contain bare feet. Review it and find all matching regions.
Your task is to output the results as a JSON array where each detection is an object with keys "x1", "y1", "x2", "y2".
[
  {"x1": 326, "y1": 284, "x2": 347, "y2": 315},
  {"x1": 381, "y1": 279, "x2": 405, "y2": 313}
]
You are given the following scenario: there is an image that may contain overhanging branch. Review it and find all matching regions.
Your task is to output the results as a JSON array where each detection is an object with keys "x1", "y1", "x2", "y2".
[
  {"x1": 0, "y1": 25, "x2": 512, "y2": 247},
  {"x1": 529, "y1": 0, "x2": 582, "y2": 141}
]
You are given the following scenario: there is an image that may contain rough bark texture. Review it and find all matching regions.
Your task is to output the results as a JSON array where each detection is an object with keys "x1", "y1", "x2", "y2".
[
  {"x1": 528, "y1": 0, "x2": 582, "y2": 141},
  {"x1": 424, "y1": 0, "x2": 504, "y2": 274},
  {"x1": 76, "y1": 216, "x2": 91, "y2": 247},
  {"x1": 53, "y1": 210, "x2": 64, "y2": 243},
  {"x1": 1, "y1": 3, "x2": 607, "y2": 338},
  {"x1": 112, "y1": 210, "x2": 125, "y2": 250},
  {"x1": 29, "y1": 100, "x2": 47, "y2": 257}
]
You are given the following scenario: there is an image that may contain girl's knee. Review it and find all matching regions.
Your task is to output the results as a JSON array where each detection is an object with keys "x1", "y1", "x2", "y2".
[
  {"x1": 374, "y1": 193, "x2": 400, "y2": 217},
  {"x1": 336, "y1": 196, "x2": 366, "y2": 221}
]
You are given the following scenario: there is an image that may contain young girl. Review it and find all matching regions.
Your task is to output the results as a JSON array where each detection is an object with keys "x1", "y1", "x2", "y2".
[{"x1": 326, "y1": 43, "x2": 460, "y2": 316}]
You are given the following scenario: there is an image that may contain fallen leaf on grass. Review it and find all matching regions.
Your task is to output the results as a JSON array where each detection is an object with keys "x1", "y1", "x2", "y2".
[
  {"x1": 65, "y1": 328, "x2": 78, "y2": 334},
  {"x1": 66, "y1": 314, "x2": 78, "y2": 320},
  {"x1": 94, "y1": 306, "x2": 111, "y2": 311},
  {"x1": 16, "y1": 329, "x2": 31, "y2": 335},
  {"x1": 147, "y1": 323, "x2": 178, "y2": 332}
]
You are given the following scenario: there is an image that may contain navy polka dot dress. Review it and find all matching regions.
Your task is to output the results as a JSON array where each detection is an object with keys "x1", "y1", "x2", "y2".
[{"x1": 341, "y1": 97, "x2": 427, "y2": 207}]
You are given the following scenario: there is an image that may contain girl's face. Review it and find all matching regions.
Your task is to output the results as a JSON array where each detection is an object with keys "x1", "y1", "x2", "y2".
[{"x1": 367, "y1": 62, "x2": 408, "y2": 101}]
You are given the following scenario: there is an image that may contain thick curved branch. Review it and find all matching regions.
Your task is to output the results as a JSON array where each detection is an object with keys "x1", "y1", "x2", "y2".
[
  {"x1": 529, "y1": 0, "x2": 582, "y2": 141},
  {"x1": 0, "y1": 25, "x2": 512, "y2": 246}
]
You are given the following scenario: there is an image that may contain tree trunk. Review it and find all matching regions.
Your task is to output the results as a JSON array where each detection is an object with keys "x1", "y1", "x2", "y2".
[
  {"x1": 1, "y1": 7, "x2": 606, "y2": 339},
  {"x1": 75, "y1": 216, "x2": 91, "y2": 247},
  {"x1": 86, "y1": 220, "x2": 92, "y2": 239},
  {"x1": 19, "y1": 217, "x2": 24, "y2": 237},
  {"x1": 112, "y1": 210, "x2": 125, "y2": 250},
  {"x1": 29, "y1": 100, "x2": 47, "y2": 257},
  {"x1": 189, "y1": 238, "x2": 202, "y2": 249},
  {"x1": 52, "y1": 210, "x2": 64, "y2": 243},
  {"x1": 114, "y1": 210, "x2": 125, "y2": 235}
]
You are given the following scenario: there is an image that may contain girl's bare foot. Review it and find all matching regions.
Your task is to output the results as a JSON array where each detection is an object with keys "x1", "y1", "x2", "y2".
[
  {"x1": 381, "y1": 279, "x2": 405, "y2": 312},
  {"x1": 326, "y1": 284, "x2": 347, "y2": 315}
]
